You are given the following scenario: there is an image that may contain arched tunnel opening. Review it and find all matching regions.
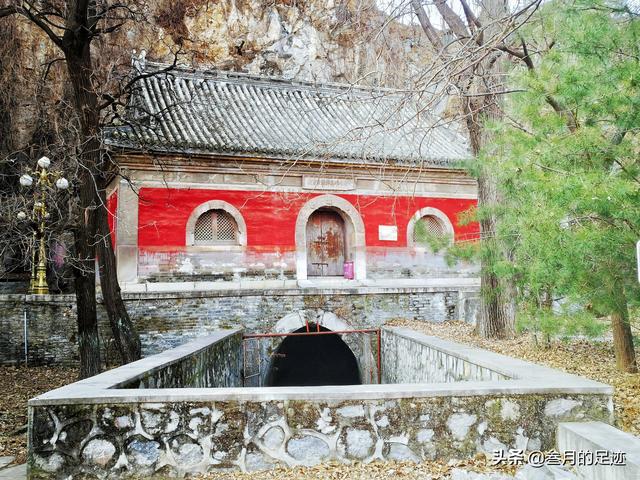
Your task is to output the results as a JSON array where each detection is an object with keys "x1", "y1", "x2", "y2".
[{"x1": 266, "y1": 325, "x2": 362, "y2": 387}]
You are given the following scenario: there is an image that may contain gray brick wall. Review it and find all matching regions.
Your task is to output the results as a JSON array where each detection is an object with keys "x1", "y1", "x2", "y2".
[{"x1": 0, "y1": 286, "x2": 472, "y2": 367}]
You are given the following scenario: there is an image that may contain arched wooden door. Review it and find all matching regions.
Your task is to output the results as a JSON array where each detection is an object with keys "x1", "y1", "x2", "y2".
[{"x1": 306, "y1": 210, "x2": 345, "y2": 276}]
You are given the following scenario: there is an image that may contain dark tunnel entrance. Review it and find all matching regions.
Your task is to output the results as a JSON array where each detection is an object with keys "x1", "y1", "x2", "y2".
[{"x1": 266, "y1": 325, "x2": 362, "y2": 387}]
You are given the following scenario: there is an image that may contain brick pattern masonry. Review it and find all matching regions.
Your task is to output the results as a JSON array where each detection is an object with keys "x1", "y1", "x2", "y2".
[{"x1": 0, "y1": 287, "x2": 472, "y2": 367}]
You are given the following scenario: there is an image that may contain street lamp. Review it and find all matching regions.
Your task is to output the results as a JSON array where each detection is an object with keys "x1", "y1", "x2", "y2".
[
  {"x1": 17, "y1": 156, "x2": 70, "y2": 295},
  {"x1": 55, "y1": 178, "x2": 69, "y2": 190},
  {"x1": 19, "y1": 174, "x2": 33, "y2": 187}
]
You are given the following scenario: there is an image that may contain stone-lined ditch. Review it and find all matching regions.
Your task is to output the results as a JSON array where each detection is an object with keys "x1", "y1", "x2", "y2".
[{"x1": 27, "y1": 327, "x2": 613, "y2": 479}]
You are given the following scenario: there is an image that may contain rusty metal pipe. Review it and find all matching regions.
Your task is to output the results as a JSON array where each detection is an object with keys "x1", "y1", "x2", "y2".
[{"x1": 243, "y1": 328, "x2": 380, "y2": 338}]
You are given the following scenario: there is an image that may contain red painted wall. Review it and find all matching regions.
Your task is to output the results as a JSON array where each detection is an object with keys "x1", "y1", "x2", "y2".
[
  {"x1": 107, "y1": 190, "x2": 118, "y2": 247},
  {"x1": 137, "y1": 188, "x2": 478, "y2": 249}
]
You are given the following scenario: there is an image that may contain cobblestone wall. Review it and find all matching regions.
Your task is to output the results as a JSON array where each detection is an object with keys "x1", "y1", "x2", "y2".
[
  {"x1": 28, "y1": 393, "x2": 612, "y2": 478},
  {"x1": 0, "y1": 287, "x2": 468, "y2": 367}
]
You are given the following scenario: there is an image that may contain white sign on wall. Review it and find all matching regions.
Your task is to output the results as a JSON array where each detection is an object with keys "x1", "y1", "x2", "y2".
[
  {"x1": 378, "y1": 225, "x2": 398, "y2": 241},
  {"x1": 302, "y1": 176, "x2": 356, "y2": 191}
]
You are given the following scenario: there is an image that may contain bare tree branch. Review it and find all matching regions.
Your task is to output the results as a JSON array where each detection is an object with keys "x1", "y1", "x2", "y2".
[
  {"x1": 0, "y1": 2, "x2": 66, "y2": 50},
  {"x1": 410, "y1": 0, "x2": 443, "y2": 50},
  {"x1": 459, "y1": 0, "x2": 482, "y2": 30},
  {"x1": 0, "y1": 5, "x2": 17, "y2": 18},
  {"x1": 434, "y1": 0, "x2": 471, "y2": 39}
]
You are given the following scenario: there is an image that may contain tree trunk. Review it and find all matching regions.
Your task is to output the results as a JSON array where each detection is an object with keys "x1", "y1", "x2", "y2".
[
  {"x1": 71, "y1": 169, "x2": 101, "y2": 378},
  {"x1": 475, "y1": 159, "x2": 516, "y2": 339},
  {"x1": 465, "y1": 0, "x2": 516, "y2": 338},
  {"x1": 65, "y1": 35, "x2": 141, "y2": 369},
  {"x1": 411, "y1": 0, "x2": 517, "y2": 339},
  {"x1": 65, "y1": 44, "x2": 103, "y2": 378},
  {"x1": 96, "y1": 186, "x2": 141, "y2": 364},
  {"x1": 464, "y1": 76, "x2": 516, "y2": 339},
  {"x1": 72, "y1": 246, "x2": 101, "y2": 378},
  {"x1": 610, "y1": 281, "x2": 637, "y2": 373}
]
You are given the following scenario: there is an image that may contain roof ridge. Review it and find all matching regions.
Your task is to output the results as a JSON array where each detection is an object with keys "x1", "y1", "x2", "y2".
[
  {"x1": 142, "y1": 61, "x2": 408, "y2": 97},
  {"x1": 108, "y1": 60, "x2": 471, "y2": 165}
]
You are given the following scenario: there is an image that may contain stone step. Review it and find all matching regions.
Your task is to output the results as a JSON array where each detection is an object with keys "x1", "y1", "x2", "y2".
[
  {"x1": 557, "y1": 422, "x2": 640, "y2": 480},
  {"x1": 0, "y1": 464, "x2": 25, "y2": 480},
  {"x1": 0, "y1": 457, "x2": 15, "y2": 470}
]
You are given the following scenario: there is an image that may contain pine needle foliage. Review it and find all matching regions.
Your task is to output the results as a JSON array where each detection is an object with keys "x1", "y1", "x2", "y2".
[{"x1": 485, "y1": 0, "x2": 640, "y2": 350}]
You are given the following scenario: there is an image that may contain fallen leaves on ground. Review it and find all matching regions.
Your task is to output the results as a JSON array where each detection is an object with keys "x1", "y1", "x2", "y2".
[
  {"x1": 196, "y1": 457, "x2": 517, "y2": 480},
  {"x1": 2, "y1": 321, "x2": 638, "y2": 478},
  {"x1": 0, "y1": 365, "x2": 77, "y2": 464},
  {"x1": 388, "y1": 320, "x2": 640, "y2": 436}
]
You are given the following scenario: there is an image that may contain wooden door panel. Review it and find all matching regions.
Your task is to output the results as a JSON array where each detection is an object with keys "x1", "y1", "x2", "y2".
[
  {"x1": 306, "y1": 211, "x2": 345, "y2": 277},
  {"x1": 307, "y1": 213, "x2": 325, "y2": 276},
  {"x1": 323, "y1": 216, "x2": 345, "y2": 275}
]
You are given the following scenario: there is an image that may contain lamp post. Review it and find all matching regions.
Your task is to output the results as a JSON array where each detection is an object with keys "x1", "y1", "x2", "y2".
[{"x1": 17, "y1": 156, "x2": 69, "y2": 295}]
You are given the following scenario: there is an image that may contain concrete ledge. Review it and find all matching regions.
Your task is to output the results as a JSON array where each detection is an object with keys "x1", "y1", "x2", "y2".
[
  {"x1": 118, "y1": 276, "x2": 480, "y2": 296},
  {"x1": 118, "y1": 284, "x2": 479, "y2": 300},
  {"x1": 557, "y1": 422, "x2": 640, "y2": 480},
  {"x1": 387, "y1": 327, "x2": 611, "y2": 388},
  {"x1": 31, "y1": 329, "x2": 242, "y2": 403},
  {"x1": 29, "y1": 327, "x2": 612, "y2": 406},
  {"x1": 0, "y1": 294, "x2": 76, "y2": 303},
  {"x1": 0, "y1": 279, "x2": 480, "y2": 303},
  {"x1": 28, "y1": 380, "x2": 615, "y2": 406}
]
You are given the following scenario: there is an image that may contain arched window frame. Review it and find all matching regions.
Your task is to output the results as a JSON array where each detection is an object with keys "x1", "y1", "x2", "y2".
[
  {"x1": 186, "y1": 200, "x2": 247, "y2": 248},
  {"x1": 406, "y1": 207, "x2": 455, "y2": 248}
]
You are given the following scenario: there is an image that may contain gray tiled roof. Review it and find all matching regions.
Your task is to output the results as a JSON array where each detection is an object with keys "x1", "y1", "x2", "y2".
[{"x1": 106, "y1": 64, "x2": 471, "y2": 166}]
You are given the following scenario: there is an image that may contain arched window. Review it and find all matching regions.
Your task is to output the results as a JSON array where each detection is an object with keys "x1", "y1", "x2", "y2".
[
  {"x1": 186, "y1": 200, "x2": 247, "y2": 247},
  {"x1": 193, "y1": 209, "x2": 239, "y2": 245},
  {"x1": 412, "y1": 215, "x2": 447, "y2": 245},
  {"x1": 407, "y1": 207, "x2": 454, "y2": 248}
]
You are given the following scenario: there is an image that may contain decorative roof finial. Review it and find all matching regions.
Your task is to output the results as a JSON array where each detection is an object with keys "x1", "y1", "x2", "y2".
[{"x1": 131, "y1": 49, "x2": 147, "y2": 73}]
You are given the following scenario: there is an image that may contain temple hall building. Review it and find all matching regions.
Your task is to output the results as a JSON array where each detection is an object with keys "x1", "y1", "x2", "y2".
[
  {"x1": 105, "y1": 64, "x2": 480, "y2": 293},
  {"x1": 1, "y1": 63, "x2": 482, "y2": 369}
]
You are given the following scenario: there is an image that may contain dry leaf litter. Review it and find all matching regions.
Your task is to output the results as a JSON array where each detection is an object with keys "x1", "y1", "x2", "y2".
[{"x1": 1, "y1": 321, "x2": 637, "y2": 478}]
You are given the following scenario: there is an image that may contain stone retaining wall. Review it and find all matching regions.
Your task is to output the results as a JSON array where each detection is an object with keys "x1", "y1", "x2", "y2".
[
  {"x1": 382, "y1": 329, "x2": 509, "y2": 384},
  {"x1": 0, "y1": 286, "x2": 474, "y2": 367},
  {"x1": 29, "y1": 394, "x2": 612, "y2": 479},
  {"x1": 0, "y1": 295, "x2": 78, "y2": 367},
  {"x1": 117, "y1": 331, "x2": 243, "y2": 389},
  {"x1": 27, "y1": 328, "x2": 614, "y2": 479}
]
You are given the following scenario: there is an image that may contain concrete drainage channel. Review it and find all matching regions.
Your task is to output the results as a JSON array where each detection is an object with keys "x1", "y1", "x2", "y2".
[{"x1": 26, "y1": 327, "x2": 637, "y2": 479}]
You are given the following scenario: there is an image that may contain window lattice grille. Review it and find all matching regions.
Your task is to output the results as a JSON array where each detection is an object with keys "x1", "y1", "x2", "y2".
[
  {"x1": 413, "y1": 215, "x2": 446, "y2": 244},
  {"x1": 193, "y1": 209, "x2": 238, "y2": 245}
]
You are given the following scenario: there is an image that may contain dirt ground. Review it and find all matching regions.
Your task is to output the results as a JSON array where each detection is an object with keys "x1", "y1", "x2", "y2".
[
  {"x1": 1, "y1": 321, "x2": 638, "y2": 477},
  {"x1": 0, "y1": 365, "x2": 77, "y2": 464}
]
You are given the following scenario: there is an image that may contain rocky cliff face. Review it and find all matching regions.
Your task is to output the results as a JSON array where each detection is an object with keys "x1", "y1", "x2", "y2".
[
  {"x1": 145, "y1": 0, "x2": 431, "y2": 85},
  {"x1": 1, "y1": 0, "x2": 433, "y2": 153}
]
